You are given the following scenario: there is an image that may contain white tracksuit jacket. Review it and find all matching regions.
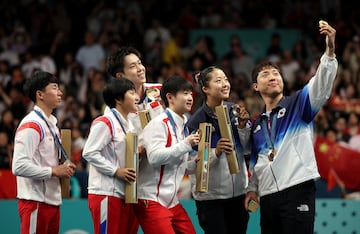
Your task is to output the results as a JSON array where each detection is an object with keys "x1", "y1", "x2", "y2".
[
  {"x1": 82, "y1": 109, "x2": 135, "y2": 198},
  {"x1": 12, "y1": 106, "x2": 62, "y2": 206},
  {"x1": 138, "y1": 108, "x2": 193, "y2": 208}
]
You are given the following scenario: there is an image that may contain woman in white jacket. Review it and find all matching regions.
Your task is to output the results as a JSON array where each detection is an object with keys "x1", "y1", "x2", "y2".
[
  {"x1": 82, "y1": 78, "x2": 139, "y2": 234},
  {"x1": 136, "y1": 76, "x2": 200, "y2": 234}
]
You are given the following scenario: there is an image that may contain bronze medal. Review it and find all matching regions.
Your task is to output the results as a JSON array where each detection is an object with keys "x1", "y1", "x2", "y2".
[{"x1": 268, "y1": 149, "x2": 276, "y2": 161}]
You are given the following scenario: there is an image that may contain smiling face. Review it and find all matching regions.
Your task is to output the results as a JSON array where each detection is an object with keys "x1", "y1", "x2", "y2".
[
  {"x1": 120, "y1": 89, "x2": 140, "y2": 114},
  {"x1": 202, "y1": 68, "x2": 231, "y2": 103},
  {"x1": 253, "y1": 65, "x2": 284, "y2": 98},
  {"x1": 168, "y1": 89, "x2": 193, "y2": 115},
  {"x1": 120, "y1": 53, "x2": 146, "y2": 88}
]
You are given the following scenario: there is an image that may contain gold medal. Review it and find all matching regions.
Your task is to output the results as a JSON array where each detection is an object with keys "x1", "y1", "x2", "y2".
[
  {"x1": 146, "y1": 88, "x2": 160, "y2": 101},
  {"x1": 268, "y1": 149, "x2": 276, "y2": 161}
]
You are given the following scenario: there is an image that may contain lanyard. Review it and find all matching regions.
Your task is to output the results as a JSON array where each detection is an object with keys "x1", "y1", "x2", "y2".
[
  {"x1": 138, "y1": 93, "x2": 147, "y2": 105},
  {"x1": 165, "y1": 109, "x2": 189, "y2": 141},
  {"x1": 34, "y1": 110, "x2": 68, "y2": 161},
  {"x1": 111, "y1": 108, "x2": 127, "y2": 135},
  {"x1": 261, "y1": 113, "x2": 277, "y2": 150}
]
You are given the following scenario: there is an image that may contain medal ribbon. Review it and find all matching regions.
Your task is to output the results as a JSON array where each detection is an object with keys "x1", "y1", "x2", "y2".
[
  {"x1": 111, "y1": 108, "x2": 127, "y2": 135},
  {"x1": 261, "y1": 113, "x2": 277, "y2": 151},
  {"x1": 34, "y1": 109, "x2": 69, "y2": 161},
  {"x1": 165, "y1": 109, "x2": 189, "y2": 141},
  {"x1": 138, "y1": 85, "x2": 147, "y2": 105},
  {"x1": 138, "y1": 93, "x2": 147, "y2": 105}
]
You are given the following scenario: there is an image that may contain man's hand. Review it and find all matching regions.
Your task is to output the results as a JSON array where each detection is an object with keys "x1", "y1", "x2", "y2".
[
  {"x1": 52, "y1": 163, "x2": 76, "y2": 178},
  {"x1": 319, "y1": 20, "x2": 336, "y2": 57},
  {"x1": 244, "y1": 191, "x2": 259, "y2": 211}
]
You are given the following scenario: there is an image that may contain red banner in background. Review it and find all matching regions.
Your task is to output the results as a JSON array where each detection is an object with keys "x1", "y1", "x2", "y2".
[
  {"x1": 315, "y1": 136, "x2": 360, "y2": 191},
  {"x1": 328, "y1": 95, "x2": 360, "y2": 114},
  {"x1": 0, "y1": 169, "x2": 17, "y2": 198}
]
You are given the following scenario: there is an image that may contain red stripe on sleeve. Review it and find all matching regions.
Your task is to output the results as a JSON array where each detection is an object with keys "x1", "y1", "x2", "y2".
[
  {"x1": 93, "y1": 116, "x2": 113, "y2": 136},
  {"x1": 16, "y1": 122, "x2": 43, "y2": 141}
]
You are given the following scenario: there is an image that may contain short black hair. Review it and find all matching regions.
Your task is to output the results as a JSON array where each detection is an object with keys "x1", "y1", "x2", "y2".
[
  {"x1": 160, "y1": 76, "x2": 193, "y2": 107},
  {"x1": 23, "y1": 71, "x2": 59, "y2": 103},
  {"x1": 106, "y1": 46, "x2": 142, "y2": 77},
  {"x1": 251, "y1": 61, "x2": 281, "y2": 83},
  {"x1": 103, "y1": 78, "x2": 136, "y2": 108}
]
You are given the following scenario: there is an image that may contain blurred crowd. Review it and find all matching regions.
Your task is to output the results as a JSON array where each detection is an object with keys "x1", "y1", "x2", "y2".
[{"x1": 0, "y1": 0, "x2": 359, "y2": 198}]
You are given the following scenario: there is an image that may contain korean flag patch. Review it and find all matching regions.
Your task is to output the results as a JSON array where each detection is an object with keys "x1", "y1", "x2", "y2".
[{"x1": 277, "y1": 108, "x2": 286, "y2": 118}]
